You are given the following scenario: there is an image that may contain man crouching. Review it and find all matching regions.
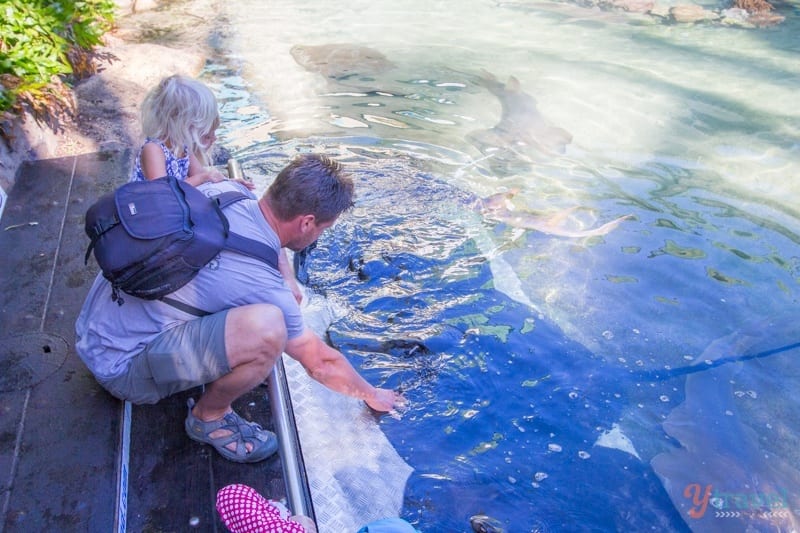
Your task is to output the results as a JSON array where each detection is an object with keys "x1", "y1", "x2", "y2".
[{"x1": 75, "y1": 154, "x2": 402, "y2": 463}]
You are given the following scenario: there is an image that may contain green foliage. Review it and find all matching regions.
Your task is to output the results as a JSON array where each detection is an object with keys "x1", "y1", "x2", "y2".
[{"x1": 0, "y1": 0, "x2": 116, "y2": 125}]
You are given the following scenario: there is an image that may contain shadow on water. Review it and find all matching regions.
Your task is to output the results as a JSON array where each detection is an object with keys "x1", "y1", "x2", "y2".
[
  {"x1": 290, "y1": 158, "x2": 660, "y2": 530},
  {"x1": 262, "y1": 146, "x2": 800, "y2": 531}
]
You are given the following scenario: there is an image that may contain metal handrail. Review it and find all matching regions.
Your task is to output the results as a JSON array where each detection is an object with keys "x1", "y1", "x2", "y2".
[{"x1": 267, "y1": 355, "x2": 316, "y2": 522}]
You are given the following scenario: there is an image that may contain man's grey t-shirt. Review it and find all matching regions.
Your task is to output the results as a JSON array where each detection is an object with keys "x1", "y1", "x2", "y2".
[{"x1": 75, "y1": 180, "x2": 304, "y2": 380}]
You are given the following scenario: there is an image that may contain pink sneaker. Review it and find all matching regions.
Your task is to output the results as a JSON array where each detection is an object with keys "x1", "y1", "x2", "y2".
[{"x1": 216, "y1": 484, "x2": 311, "y2": 533}]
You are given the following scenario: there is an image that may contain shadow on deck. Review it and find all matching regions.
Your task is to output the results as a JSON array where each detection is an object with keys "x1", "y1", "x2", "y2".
[{"x1": 0, "y1": 151, "x2": 285, "y2": 532}]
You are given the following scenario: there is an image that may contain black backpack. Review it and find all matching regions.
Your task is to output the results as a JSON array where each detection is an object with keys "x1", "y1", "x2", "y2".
[{"x1": 84, "y1": 176, "x2": 278, "y2": 312}]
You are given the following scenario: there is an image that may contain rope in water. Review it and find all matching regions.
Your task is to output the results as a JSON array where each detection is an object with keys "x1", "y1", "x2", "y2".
[{"x1": 632, "y1": 340, "x2": 800, "y2": 381}]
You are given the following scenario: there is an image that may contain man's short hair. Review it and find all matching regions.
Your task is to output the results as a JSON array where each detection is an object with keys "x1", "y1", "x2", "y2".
[{"x1": 266, "y1": 154, "x2": 354, "y2": 223}]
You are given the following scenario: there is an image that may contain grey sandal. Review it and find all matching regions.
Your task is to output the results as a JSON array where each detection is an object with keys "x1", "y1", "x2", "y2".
[{"x1": 184, "y1": 399, "x2": 278, "y2": 463}]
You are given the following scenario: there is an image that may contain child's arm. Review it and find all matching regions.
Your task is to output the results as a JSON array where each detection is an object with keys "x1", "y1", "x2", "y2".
[
  {"x1": 185, "y1": 152, "x2": 255, "y2": 189},
  {"x1": 185, "y1": 152, "x2": 227, "y2": 186},
  {"x1": 279, "y1": 249, "x2": 303, "y2": 304},
  {"x1": 139, "y1": 142, "x2": 170, "y2": 180},
  {"x1": 139, "y1": 144, "x2": 227, "y2": 186},
  {"x1": 184, "y1": 168, "x2": 226, "y2": 187}
]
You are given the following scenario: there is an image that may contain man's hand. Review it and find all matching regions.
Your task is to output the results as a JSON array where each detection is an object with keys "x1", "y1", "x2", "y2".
[
  {"x1": 287, "y1": 333, "x2": 407, "y2": 414},
  {"x1": 366, "y1": 388, "x2": 406, "y2": 413}
]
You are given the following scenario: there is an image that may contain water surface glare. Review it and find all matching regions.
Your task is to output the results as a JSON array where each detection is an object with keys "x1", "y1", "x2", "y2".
[{"x1": 210, "y1": 1, "x2": 800, "y2": 531}]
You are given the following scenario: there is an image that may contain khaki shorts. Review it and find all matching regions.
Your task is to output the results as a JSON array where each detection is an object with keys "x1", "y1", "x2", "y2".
[{"x1": 100, "y1": 309, "x2": 230, "y2": 404}]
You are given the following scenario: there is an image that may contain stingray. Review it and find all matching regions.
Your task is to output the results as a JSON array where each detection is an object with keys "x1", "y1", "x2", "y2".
[
  {"x1": 467, "y1": 70, "x2": 573, "y2": 170},
  {"x1": 650, "y1": 330, "x2": 800, "y2": 532},
  {"x1": 289, "y1": 43, "x2": 396, "y2": 81},
  {"x1": 477, "y1": 189, "x2": 633, "y2": 238}
]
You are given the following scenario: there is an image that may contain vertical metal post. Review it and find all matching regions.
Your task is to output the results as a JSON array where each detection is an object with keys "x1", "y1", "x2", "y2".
[{"x1": 227, "y1": 158, "x2": 251, "y2": 182}]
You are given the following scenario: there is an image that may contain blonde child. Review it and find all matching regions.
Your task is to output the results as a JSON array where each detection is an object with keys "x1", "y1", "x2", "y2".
[
  {"x1": 130, "y1": 74, "x2": 243, "y2": 187},
  {"x1": 132, "y1": 74, "x2": 303, "y2": 302}
]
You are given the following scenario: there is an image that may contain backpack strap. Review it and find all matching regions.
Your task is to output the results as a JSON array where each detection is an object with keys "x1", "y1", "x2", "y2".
[
  {"x1": 225, "y1": 232, "x2": 279, "y2": 270},
  {"x1": 212, "y1": 190, "x2": 280, "y2": 270},
  {"x1": 84, "y1": 213, "x2": 120, "y2": 264},
  {"x1": 215, "y1": 190, "x2": 251, "y2": 209},
  {"x1": 160, "y1": 296, "x2": 211, "y2": 317}
]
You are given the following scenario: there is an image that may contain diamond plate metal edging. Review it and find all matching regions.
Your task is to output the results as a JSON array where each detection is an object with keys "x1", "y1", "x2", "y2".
[{"x1": 285, "y1": 290, "x2": 413, "y2": 533}]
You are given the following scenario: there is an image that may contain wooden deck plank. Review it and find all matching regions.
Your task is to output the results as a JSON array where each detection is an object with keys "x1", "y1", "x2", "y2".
[{"x1": 1, "y1": 152, "x2": 126, "y2": 532}]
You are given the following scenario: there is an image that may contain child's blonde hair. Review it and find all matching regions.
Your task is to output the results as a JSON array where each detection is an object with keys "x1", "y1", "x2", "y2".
[{"x1": 140, "y1": 75, "x2": 220, "y2": 166}]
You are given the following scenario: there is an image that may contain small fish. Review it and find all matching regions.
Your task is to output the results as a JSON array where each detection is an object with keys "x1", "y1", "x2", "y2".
[{"x1": 470, "y1": 514, "x2": 505, "y2": 533}]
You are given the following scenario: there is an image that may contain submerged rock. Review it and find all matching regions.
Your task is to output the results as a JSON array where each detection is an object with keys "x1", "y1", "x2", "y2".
[
  {"x1": 747, "y1": 10, "x2": 785, "y2": 26},
  {"x1": 720, "y1": 7, "x2": 750, "y2": 24},
  {"x1": 609, "y1": 0, "x2": 655, "y2": 13},
  {"x1": 670, "y1": 4, "x2": 720, "y2": 22}
]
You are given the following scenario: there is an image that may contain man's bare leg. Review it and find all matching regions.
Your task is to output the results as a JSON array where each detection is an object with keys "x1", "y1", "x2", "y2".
[{"x1": 190, "y1": 303, "x2": 286, "y2": 451}]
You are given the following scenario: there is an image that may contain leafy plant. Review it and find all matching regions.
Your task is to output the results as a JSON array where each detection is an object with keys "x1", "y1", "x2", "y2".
[{"x1": 0, "y1": 0, "x2": 115, "y2": 134}]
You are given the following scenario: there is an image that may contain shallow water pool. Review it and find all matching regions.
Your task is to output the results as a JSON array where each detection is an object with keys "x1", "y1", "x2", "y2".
[{"x1": 204, "y1": 1, "x2": 800, "y2": 530}]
